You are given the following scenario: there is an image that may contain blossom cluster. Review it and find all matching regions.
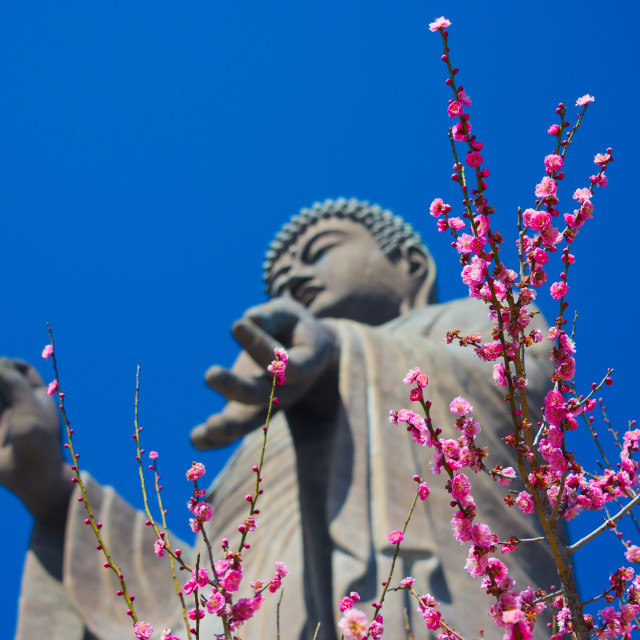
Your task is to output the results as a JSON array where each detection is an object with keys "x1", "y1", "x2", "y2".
[
  {"x1": 338, "y1": 591, "x2": 384, "y2": 640},
  {"x1": 366, "y1": 16, "x2": 637, "y2": 640},
  {"x1": 267, "y1": 347, "x2": 288, "y2": 386}
]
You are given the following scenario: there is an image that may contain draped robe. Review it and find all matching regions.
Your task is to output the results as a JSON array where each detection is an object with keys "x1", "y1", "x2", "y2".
[{"x1": 17, "y1": 298, "x2": 557, "y2": 640}]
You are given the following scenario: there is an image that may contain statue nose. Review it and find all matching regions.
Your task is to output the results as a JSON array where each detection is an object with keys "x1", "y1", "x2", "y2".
[{"x1": 287, "y1": 274, "x2": 314, "y2": 302}]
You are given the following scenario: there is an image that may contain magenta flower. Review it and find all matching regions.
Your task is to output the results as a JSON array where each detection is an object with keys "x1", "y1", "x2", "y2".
[
  {"x1": 625, "y1": 546, "x2": 640, "y2": 563},
  {"x1": 338, "y1": 607, "x2": 369, "y2": 640},
  {"x1": 547, "y1": 124, "x2": 561, "y2": 135},
  {"x1": 42, "y1": 344, "x2": 54, "y2": 360},
  {"x1": 594, "y1": 152, "x2": 611, "y2": 165},
  {"x1": 428, "y1": 16, "x2": 451, "y2": 32},
  {"x1": 149, "y1": 451, "x2": 159, "y2": 460},
  {"x1": 418, "y1": 482, "x2": 430, "y2": 501},
  {"x1": 400, "y1": 576, "x2": 415, "y2": 587},
  {"x1": 47, "y1": 379, "x2": 58, "y2": 396},
  {"x1": 457, "y1": 89, "x2": 472, "y2": 105},
  {"x1": 206, "y1": 590, "x2": 225, "y2": 614},
  {"x1": 447, "y1": 101, "x2": 464, "y2": 118},
  {"x1": 153, "y1": 539, "x2": 165, "y2": 557},
  {"x1": 550, "y1": 282, "x2": 568, "y2": 300},
  {"x1": 133, "y1": 621, "x2": 154, "y2": 639},
  {"x1": 428, "y1": 198, "x2": 451, "y2": 218},
  {"x1": 222, "y1": 569, "x2": 242, "y2": 592},
  {"x1": 572, "y1": 187, "x2": 591, "y2": 203},
  {"x1": 186, "y1": 461, "x2": 206, "y2": 481},
  {"x1": 410, "y1": 387, "x2": 423, "y2": 402},
  {"x1": 534, "y1": 176, "x2": 557, "y2": 198},
  {"x1": 576, "y1": 94, "x2": 595, "y2": 106},
  {"x1": 465, "y1": 151, "x2": 483, "y2": 168},
  {"x1": 388, "y1": 529, "x2": 404, "y2": 545},
  {"x1": 449, "y1": 396, "x2": 473, "y2": 416},
  {"x1": 515, "y1": 492, "x2": 535, "y2": 515},
  {"x1": 339, "y1": 596, "x2": 354, "y2": 612},
  {"x1": 450, "y1": 473, "x2": 471, "y2": 501},
  {"x1": 544, "y1": 153, "x2": 564, "y2": 173}
]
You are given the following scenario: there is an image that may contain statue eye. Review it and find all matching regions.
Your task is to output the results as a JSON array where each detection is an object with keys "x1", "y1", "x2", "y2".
[{"x1": 308, "y1": 243, "x2": 339, "y2": 263}]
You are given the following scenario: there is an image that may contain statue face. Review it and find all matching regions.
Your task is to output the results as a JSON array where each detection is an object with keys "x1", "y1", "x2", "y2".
[{"x1": 269, "y1": 218, "x2": 415, "y2": 325}]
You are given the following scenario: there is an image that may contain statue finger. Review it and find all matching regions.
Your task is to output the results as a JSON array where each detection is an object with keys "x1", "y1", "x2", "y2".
[
  {"x1": 191, "y1": 404, "x2": 267, "y2": 450},
  {"x1": 243, "y1": 298, "x2": 304, "y2": 338},
  {"x1": 204, "y1": 365, "x2": 271, "y2": 405},
  {"x1": 232, "y1": 319, "x2": 284, "y2": 369}
]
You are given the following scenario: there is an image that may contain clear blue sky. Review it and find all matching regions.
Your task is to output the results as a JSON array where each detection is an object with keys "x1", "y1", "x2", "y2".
[{"x1": 1, "y1": 1, "x2": 637, "y2": 636}]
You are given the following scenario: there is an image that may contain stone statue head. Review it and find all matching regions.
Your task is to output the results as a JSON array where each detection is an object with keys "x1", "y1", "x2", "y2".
[{"x1": 263, "y1": 198, "x2": 437, "y2": 326}]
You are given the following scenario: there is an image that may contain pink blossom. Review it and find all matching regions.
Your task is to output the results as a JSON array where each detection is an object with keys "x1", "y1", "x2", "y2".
[
  {"x1": 47, "y1": 380, "x2": 58, "y2": 396},
  {"x1": 451, "y1": 473, "x2": 471, "y2": 500},
  {"x1": 339, "y1": 597, "x2": 354, "y2": 612},
  {"x1": 418, "y1": 482, "x2": 430, "y2": 500},
  {"x1": 532, "y1": 248, "x2": 548, "y2": 265},
  {"x1": 422, "y1": 607, "x2": 441, "y2": 630},
  {"x1": 544, "y1": 154, "x2": 564, "y2": 173},
  {"x1": 539, "y1": 223, "x2": 562, "y2": 247},
  {"x1": 388, "y1": 529, "x2": 404, "y2": 545},
  {"x1": 498, "y1": 467, "x2": 516, "y2": 486},
  {"x1": 534, "y1": 176, "x2": 557, "y2": 198},
  {"x1": 555, "y1": 357, "x2": 576, "y2": 381},
  {"x1": 234, "y1": 597, "x2": 259, "y2": 621},
  {"x1": 187, "y1": 608, "x2": 204, "y2": 621},
  {"x1": 274, "y1": 347, "x2": 288, "y2": 364},
  {"x1": 42, "y1": 344, "x2": 54, "y2": 360},
  {"x1": 339, "y1": 608, "x2": 369, "y2": 640},
  {"x1": 465, "y1": 547, "x2": 488, "y2": 577},
  {"x1": 458, "y1": 89, "x2": 472, "y2": 106},
  {"x1": 410, "y1": 387, "x2": 423, "y2": 401},
  {"x1": 403, "y1": 367, "x2": 422, "y2": 384},
  {"x1": 471, "y1": 522, "x2": 495, "y2": 549},
  {"x1": 428, "y1": 16, "x2": 451, "y2": 31},
  {"x1": 429, "y1": 198, "x2": 451, "y2": 217},
  {"x1": 206, "y1": 590, "x2": 226, "y2": 614},
  {"x1": 154, "y1": 539, "x2": 165, "y2": 557},
  {"x1": 594, "y1": 153, "x2": 611, "y2": 165},
  {"x1": 401, "y1": 576, "x2": 416, "y2": 587},
  {"x1": 222, "y1": 569, "x2": 242, "y2": 592},
  {"x1": 134, "y1": 621, "x2": 154, "y2": 639},
  {"x1": 149, "y1": 451, "x2": 159, "y2": 460},
  {"x1": 447, "y1": 101, "x2": 464, "y2": 118},
  {"x1": 547, "y1": 124, "x2": 561, "y2": 135},
  {"x1": 572, "y1": 187, "x2": 591, "y2": 203},
  {"x1": 448, "y1": 216, "x2": 465, "y2": 230},
  {"x1": 186, "y1": 462, "x2": 206, "y2": 481},
  {"x1": 528, "y1": 211, "x2": 551, "y2": 231},
  {"x1": 368, "y1": 619, "x2": 384, "y2": 640},
  {"x1": 465, "y1": 151, "x2": 483, "y2": 168},
  {"x1": 576, "y1": 94, "x2": 595, "y2": 106},
  {"x1": 452, "y1": 120, "x2": 471, "y2": 140},
  {"x1": 449, "y1": 396, "x2": 473, "y2": 416},
  {"x1": 550, "y1": 281, "x2": 568, "y2": 300},
  {"x1": 268, "y1": 574, "x2": 282, "y2": 593},
  {"x1": 461, "y1": 256, "x2": 486, "y2": 287},
  {"x1": 274, "y1": 561, "x2": 289, "y2": 576},
  {"x1": 192, "y1": 567, "x2": 209, "y2": 588},
  {"x1": 515, "y1": 492, "x2": 534, "y2": 515}
]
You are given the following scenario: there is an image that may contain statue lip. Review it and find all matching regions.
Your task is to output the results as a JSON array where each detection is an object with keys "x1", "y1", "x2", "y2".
[{"x1": 297, "y1": 284, "x2": 324, "y2": 307}]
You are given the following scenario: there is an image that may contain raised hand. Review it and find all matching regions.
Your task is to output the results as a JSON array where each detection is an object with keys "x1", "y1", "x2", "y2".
[
  {"x1": 191, "y1": 297, "x2": 340, "y2": 449},
  {"x1": 0, "y1": 358, "x2": 72, "y2": 527}
]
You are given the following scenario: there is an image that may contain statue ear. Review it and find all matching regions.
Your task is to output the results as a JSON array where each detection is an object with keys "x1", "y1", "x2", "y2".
[{"x1": 400, "y1": 245, "x2": 438, "y2": 310}]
